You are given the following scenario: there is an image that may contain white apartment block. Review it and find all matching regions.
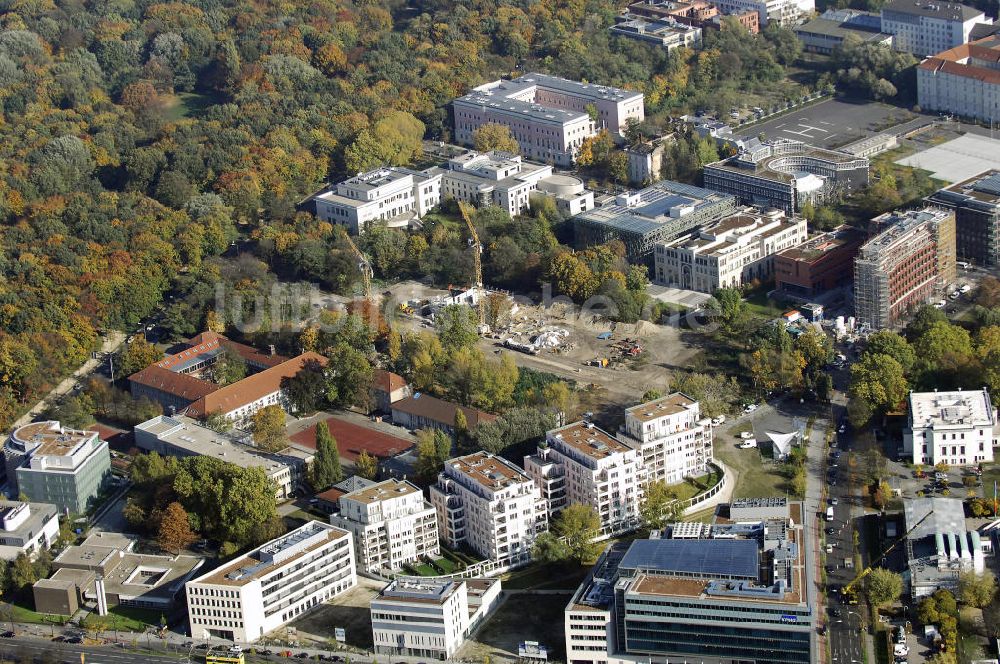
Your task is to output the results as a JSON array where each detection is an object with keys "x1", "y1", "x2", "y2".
[
  {"x1": 330, "y1": 478, "x2": 439, "y2": 574},
  {"x1": 902, "y1": 389, "x2": 999, "y2": 467},
  {"x1": 714, "y1": 0, "x2": 813, "y2": 26},
  {"x1": 619, "y1": 393, "x2": 714, "y2": 485},
  {"x1": 371, "y1": 576, "x2": 502, "y2": 660},
  {"x1": 918, "y1": 36, "x2": 1000, "y2": 123},
  {"x1": 0, "y1": 500, "x2": 59, "y2": 561},
  {"x1": 654, "y1": 208, "x2": 807, "y2": 293},
  {"x1": 436, "y1": 150, "x2": 594, "y2": 218},
  {"x1": 185, "y1": 522, "x2": 356, "y2": 643},
  {"x1": 526, "y1": 422, "x2": 645, "y2": 536},
  {"x1": 429, "y1": 452, "x2": 547, "y2": 567},
  {"x1": 314, "y1": 167, "x2": 442, "y2": 234},
  {"x1": 881, "y1": 0, "x2": 988, "y2": 56},
  {"x1": 453, "y1": 73, "x2": 644, "y2": 167}
]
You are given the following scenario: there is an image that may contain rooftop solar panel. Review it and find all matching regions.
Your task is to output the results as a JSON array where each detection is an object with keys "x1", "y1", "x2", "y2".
[
  {"x1": 618, "y1": 538, "x2": 760, "y2": 580},
  {"x1": 972, "y1": 173, "x2": 1000, "y2": 196}
]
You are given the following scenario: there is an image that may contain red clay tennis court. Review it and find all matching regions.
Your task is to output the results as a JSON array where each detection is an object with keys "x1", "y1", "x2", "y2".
[{"x1": 290, "y1": 417, "x2": 413, "y2": 462}]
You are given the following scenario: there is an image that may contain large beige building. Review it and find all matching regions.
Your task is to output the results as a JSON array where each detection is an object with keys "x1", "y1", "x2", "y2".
[
  {"x1": 654, "y1": 208, "x2": 807, "y2": 293},
  {"x1": 918, "y1": 36, "x2": 1000, "y2": 126},
  {"x1": 453, "y1": 73, "x2": 644, "y2": 167},
  {"x1": 525, "y1": 422, "x2": 645, "y2": 536},
  {"x1": 330, "y1": 479, "x2": 439, "y2": 574},
  {"x1": 429, "y1": 452, "x2": 547, "y2": 567},
  {"x1": 185, "y1": 522, "x2": 356, "y2": 643},
  {"x1": 619, "y1": 393, "x2": 713, "y2": 486}
]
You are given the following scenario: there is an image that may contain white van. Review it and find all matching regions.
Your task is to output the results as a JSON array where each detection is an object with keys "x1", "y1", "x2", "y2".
[{"x1": 826, "y1": 506, "x2": 835, "y2": 521}]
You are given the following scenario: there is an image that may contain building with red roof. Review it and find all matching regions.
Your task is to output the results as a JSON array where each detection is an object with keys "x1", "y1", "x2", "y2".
[
  {"x1": 290, "y1": 417, "x2": 414, "y2": 463},
  {"x1": 918, "y1": 35, "x2": 1000, "y2": 124}
]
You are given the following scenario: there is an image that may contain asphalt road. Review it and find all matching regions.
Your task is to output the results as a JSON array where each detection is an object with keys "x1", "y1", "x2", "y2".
[
  {"x1": 0, "y1": 636, "x2": 188, "y2": 664},
  {"x1": 820, "y1": 362, "x2": 866, "y2": 664}
]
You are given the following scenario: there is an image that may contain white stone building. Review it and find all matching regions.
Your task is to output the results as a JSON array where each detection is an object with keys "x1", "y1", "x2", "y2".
[
  {"x1": 314, "y1": 167, "x2": 443, "y2": 234},
  {"x1": 436, "y1": 150, "x2": 593, "y2": 217},
  {"x1": 185, "y1": 522, "x2": 356, "y2": 643},
  {"x1": 881, "y1": 0, "x2": 989, "y2": 57},
  {"x1": 525, "y1": 422, "x2": 645, "y2": 536},
  {"x1": 453, "y1": 73, "x2": 644, "y2": 167},
  {"x1": 654, "y1": 208, "x2": 808, "y2": 293},
  {"x1": 429, "y1": 452, "x2": 547, "y2": 567},
  {"x1": 902, "y1": 389, "x2": 999, "y2": 467},
  {"x1": 0, "y1": 500, "x2": 59, "y2": 561},
  {"x1": 330, "y1": 478, "x2": 439, "y2": 574},
  {"x1": 371, "y1": 576, "x2": 502, "y2": 660},
  {"x1": 619, "y1": 393, "x2": 714, "y2": 486}
]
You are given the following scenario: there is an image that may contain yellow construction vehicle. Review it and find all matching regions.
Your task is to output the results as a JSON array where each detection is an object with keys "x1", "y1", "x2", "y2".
[
  {"x1": 839, "y1": 508, "x2": 934, "y2": 605},
  {"x1": 457, "y1": 200, "x2": 486, "y2": 329}
]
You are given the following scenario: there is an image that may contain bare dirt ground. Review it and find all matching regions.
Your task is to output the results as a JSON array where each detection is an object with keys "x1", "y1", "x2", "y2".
[
  {"x1": 387, "y1": 282, "x2": 700, "y2": 412},
  {"x1": 285, "y1": 579, "x2": 383, "y2": 650},
  {"x1": 456, "y1": 593, "x2": 572, "y2": 663}
]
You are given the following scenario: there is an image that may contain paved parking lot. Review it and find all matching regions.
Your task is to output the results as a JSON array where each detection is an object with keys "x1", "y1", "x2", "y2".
[
  {"x1": 896, "y1": 133, "x2": 1000, "y2": 183},
  {"x1": 748, "y1": 99, "x2": 907, "y2": 148}
]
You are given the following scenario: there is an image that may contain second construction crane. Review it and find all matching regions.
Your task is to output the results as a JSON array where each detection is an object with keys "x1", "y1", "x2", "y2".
[
  {"x1": 457, "y1": 200, "x2": 486, "y2": 329},
  {"x1": 340, "y1": 227, "x2": 373, "y2": 305}
]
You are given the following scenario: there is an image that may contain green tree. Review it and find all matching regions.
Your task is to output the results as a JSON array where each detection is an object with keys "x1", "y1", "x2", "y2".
[
  {"x1": 472, "y1": 123, "x2": 520, "y2": 154},
  {"x1": 554, "y1": 504, "x2": 601, "y2": 564},
  {"x1": 311, "y1": 422, "x2": 344, "y2": 490},
  {"x1": 906, "y1": 304, "x2": 948, "y2": 341},
  {"x1": 711, "y1": 288, "x2": 748, "y2": 335},
  {"x1": 435, "y1": 305, "x2": 480, "y2": 352},
  {"x1": 959, "y1": 571, "x2": 997, "y2": 608},
  {"x1": 212, "y1": 347, "x2": 247, "y2": 386},
  {"x1": 865, "y1": 568, "x2": 903, "y2": 609},
  {"x1": 415, "y1": 428, "x2": 452, "y2": 483},
  {"x1": 849, "y1": 353, "x2": 908, "y2": 414},
  {"x1": 531, "y1": 531, "x2": 570, "y2": 565},
  {"x1": 355, "y1": 450, "x2": 379, "y2": 480},
  {"x1": 252, "y1": 405, "x2": 287, "y2": 453},
  {"x1": 325, "y1": 344, "x2": 374, "y2": 411},
  {"x1": 8, "y1": 553, "x2": 37, "y2": 591},
  {"x1": 864, "y1": 330, "x2": 915, "y2": 372},
  {"x1": 639, "y1": 481, "x2": 683, "y2": 531},
  {"x1": 118, "y1": 337, "x2": 162, "y2": 377},
  {"x1": 608, "y1": 151, "x2": 629, "y2": 184}
]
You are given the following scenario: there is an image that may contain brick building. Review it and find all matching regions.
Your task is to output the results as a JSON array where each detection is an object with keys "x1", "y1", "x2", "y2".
[{"x1": 774, "y1": 225, "x2": 865, "y2": 297}]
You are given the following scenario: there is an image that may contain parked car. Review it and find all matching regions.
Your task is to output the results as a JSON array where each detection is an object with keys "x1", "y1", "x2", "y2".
[
  {"x1": 711, "y1": 415, "x2": 726, "y2": 425},
  {"x1": 740, "y1": 431, "x2": 754, "y2": 440},
  {"x1": 743, "y1": 403, "x2": 759, "y2": 413},
  {"x1": 738, "y1": 439, "x2": 757, "y2": 449}
]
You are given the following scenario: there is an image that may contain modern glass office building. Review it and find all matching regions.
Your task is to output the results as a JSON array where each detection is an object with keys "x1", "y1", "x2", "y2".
[{"x1": 565, "y1": 500, "x2": 816, "y2": 664}]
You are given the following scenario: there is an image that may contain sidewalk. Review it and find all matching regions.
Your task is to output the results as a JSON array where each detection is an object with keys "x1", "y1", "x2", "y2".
[{"x1": 12, "y1": 331, "x2": 127, "y2": 428}]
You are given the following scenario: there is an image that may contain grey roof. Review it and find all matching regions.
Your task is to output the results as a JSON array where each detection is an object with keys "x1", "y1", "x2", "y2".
[
  {"x1": 882, "y1": 0, "x2": 983, "y2": 21},
  {"x1": 574, "y1": 180, "x2": 736, "y2": 236},
  {"x1": 618, "y1": 538, "x2": 760, "y2": 580},
  {"x1": 904, "y1": 497, "x2": 967, "y2": 541}
]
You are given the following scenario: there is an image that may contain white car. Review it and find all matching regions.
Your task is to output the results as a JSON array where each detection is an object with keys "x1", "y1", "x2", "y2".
[
  {"x1": 744, "y1": 403, "x2": 758, "y2": 413},
  {"x1": 934, "y1": 299, "x2": 946, "y2": 308},
  {"x1": 740, "y1": 431, "x2": 754, "y2": 440},
  {"x1": 960, "y1": 283, "x2": 972, "y2": 293},
  {"x1": 739, "y1": 439, "x2": 757, "y2": 449},
  {"x1": 711, "y1": 415, "x2": 726, "y2": 426}
]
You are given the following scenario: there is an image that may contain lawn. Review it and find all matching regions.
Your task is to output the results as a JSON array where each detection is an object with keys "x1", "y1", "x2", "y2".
[
  {"x1": 503, "y1": 562, "x2": 590, "y2": 591},
  {"x1": 1, "y1": 600, "x2": 68, "y2": 626},
  {"x1": 460, "y1": 594, "x2": 571, "y2": 661},
  {"x1": 404, "y1": 556, "x2": 459, "y2": 576},
  {"x1": 715, "y1": 426, "x2": 790, "y2": 499},
  {"x1": 672, "y1": 469, "x2": 723, "y2": 502},
  {"x1": 162, "y1": 92, "x2": 220, "y2": 121},
  {"x1": 82, "y1": 605, "x2": 162, "y2": 633},
  {"x1": 744, "y1": 291, "x2": 785, "y2": 318}
]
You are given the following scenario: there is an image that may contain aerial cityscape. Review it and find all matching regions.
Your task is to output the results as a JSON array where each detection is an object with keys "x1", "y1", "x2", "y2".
[{"x1": 0, "y1": 0, "x2": 999, "y2": 662}]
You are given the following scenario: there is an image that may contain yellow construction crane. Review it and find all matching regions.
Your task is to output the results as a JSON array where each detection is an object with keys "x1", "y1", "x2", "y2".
[
  {"x1": 840, "y1": 508, "x2": 935, "y2": 604},
  {"x1": 457, "y1": 200, "x2": 486, "y2": 327},
  {"x1": 340, "y1": 228, "x2": 373, "y2": 304}
]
